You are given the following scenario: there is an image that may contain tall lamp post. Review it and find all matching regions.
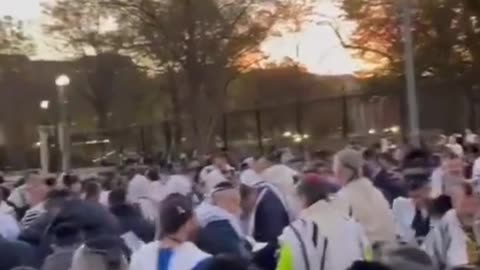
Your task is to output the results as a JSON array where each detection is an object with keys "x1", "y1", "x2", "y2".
[
  {"x1": 56, "y1": 74, "x2": 71, "y2": 172},
  {"x1": 400, "y1": 0, "x2": 420, "y2": 147},
  {"x1": 39, "y1": 100, "x2": 51, "y2": 174}
]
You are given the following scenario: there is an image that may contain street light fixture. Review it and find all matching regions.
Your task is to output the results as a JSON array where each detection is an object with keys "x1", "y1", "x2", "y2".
[
  {"x1": 40, "y1": 100, "x2": 50, "y2": 110},
  {"x1": 283, "y1": 131, "x2": 292, "y2": 138},
  {"x1": 55, "y1": 74, "x2": 70, "y2": 87}
]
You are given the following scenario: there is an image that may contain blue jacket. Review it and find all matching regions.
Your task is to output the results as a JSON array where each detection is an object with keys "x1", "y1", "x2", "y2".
[
  {"x1": 254, "y1": 188, "x2": 290, "y2": 243},
  {"x1": 197, "y1": 219, "x2": 250, "y2": 257},
  {"x1": 0, "y1": 236, "x2": 36, "y2": 270},
  {"x1": 195, "y1": 202, "x2": 249, "y2": 258}
]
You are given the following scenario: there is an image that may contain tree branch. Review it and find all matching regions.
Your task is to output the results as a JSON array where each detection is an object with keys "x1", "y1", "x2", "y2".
[{"x1": 325, "y1": 21, "x2": 395, "y2": 63}]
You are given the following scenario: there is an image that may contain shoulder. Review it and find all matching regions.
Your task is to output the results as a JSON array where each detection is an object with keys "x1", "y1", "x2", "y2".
[
  {"x1": 130, "y1": 241, "x2": 160, "y2": 266},
  {"x1": 392, "y1": 197, "x2": 413, "y2": 209}
]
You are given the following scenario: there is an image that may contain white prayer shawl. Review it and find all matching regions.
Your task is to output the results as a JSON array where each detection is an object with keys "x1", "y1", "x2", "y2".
[
  {"x1": 99, "y1": 190, "x2": 111, "y2": 207},
  {"x1": 245, "y1": 181, "x2": 291, "y2": 237},
  {"x1": 334, "y1": 178, "x2": 396, "y2": 244},
  {"x1": 166, "y1": 175, "x2": 193, "y2": 197},
  {"x1": 430, "y1": 167, "x2": 445, "y2": 198},
  {"x1": 279, "y1": 200, "x2": 369, "y2": 270},
  {"x1": 392, "y1": 197, "x2": 430, "y2": 244},
  {"x1": 0, "y1": 201, "x2": 15, "y2": 216},
  {"x1": 240, "y1": 169, "x2": 263, "y2": 188},
  {"x1": 196, "y1": 202, "x2": 243, "y2": 237},
  {"x1": 423, "y1": 209, "x2": 473, "y2": 269},
  {"x1": 150, "y1": 181, "x2": 168, "y2": 203},
  {"x1": 0, "y1": 213, "x2": 20, "y2": 241},
  {"x1": 128, "y1": 174, "x2": 158, "y2": 223},
  {"x1": 261, "y1": 164, "x2": 300, "y2": 219},
  {"x1": 129, "y1": 241, "x2": 211, "y2": 270},
  {"x1": 261, "y1": 164, "x2": 298, "y2": 198},
  {"x1": 128, "y1": 175, "x2": 152, "y2": 202}
]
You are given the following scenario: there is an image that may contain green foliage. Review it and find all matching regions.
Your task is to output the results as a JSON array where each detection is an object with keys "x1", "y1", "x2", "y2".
[
  {"x1": 340, "y1": 0, "x2": 480, "y2": 81},
  {"x1": 0, "y1": 16, "x2": 35, "y2": 55}
]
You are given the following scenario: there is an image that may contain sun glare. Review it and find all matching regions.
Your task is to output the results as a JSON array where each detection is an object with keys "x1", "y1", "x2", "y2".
[{"x1": 261, "y1": 1, "x2": 363, "y2": 75}]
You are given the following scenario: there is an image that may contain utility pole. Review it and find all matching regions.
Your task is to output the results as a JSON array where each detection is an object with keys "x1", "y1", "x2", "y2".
[
  {"x1": 56, "y1": 75, "x2": 71, "y2": 172},
  {"x1": 401, "y1": 0, "x2": 420, "y2": 147}
]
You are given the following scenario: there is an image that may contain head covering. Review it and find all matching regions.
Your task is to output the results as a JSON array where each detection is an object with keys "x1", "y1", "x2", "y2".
[
  {"x1": 203, "y1": 169, "x2": 229, "y2": 194},
  {"x1": 379, "y1": 245, "x2": 435, "y2": 270},
  {"x1": 127, "y1": 174, "x2": 151, "y2": 203},
  {"x1": 336, "y1": 148, "x2": 364, "y2": 174},
  {"x1": 401, "y1": 149, "x2": 431, "y2": 189},
  {"x1": 159, "y1": 194, "x2": 194, "y2": 236},
  {"x1": 165, "y1": 175, "x2": 192, "y2": 197},
  {"x1": 240, "y1": 169, "x2": 264, "y2": 188}
]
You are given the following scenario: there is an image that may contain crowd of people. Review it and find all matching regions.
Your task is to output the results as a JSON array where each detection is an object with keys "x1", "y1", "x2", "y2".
[{"x1": 1, "y1": 132, "x2": 480, "y2": 270}]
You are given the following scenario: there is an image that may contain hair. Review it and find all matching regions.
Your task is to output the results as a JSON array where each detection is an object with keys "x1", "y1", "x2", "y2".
[
  {"x1": 460, "y1": 181, "x2": 474, "y2": 197},
  {"x1": 212, "y1": 182, "x2": 235, "y2": 193},
  {"x1": 51, "y1": 221, "x2": 82, "y2": 247},
  {"x1": 297, "y1": 175, "x2": 331, "y2": 207},
  {"x1": 402, "y1": 148, "x2": 431, "y2": 169},
  {"x1": 0, "y1": 185, "x2": 10, "y2": 201},
  {"x1": 347, "y1": 262, "x2": 391, "y2": 270},
  {"x1": 312, "y1": 149, "x2": 333, "y2": 161},
  {"x1": 378, "y1": 153, "x2": 398, "y2": 167},
  {"x1": 108, "y1": 188, "x2": 126, "y2": 206},
  {"x1": 265, "y1": 149, "x2": 282, "y2": 164},
  {"x1": 45, "y1": 189, "x2": 73, "y2": 209},
  {"x1": 363, "y1": 148, "x2": 377, "y2": 160},
  {"x1": 465, "y1": 144, "x2": 480, "y2": 155},
  {"x1": 63, "y1": 174, "x2": 80, "y2": 188},
  {"x1": 84, "y1": 181, "x2": 101, "y2": 200},
  {"x1": 45, "y1": 177, "x2": 57, "y2": 188},
  {"x1": 239, "y1": 184, "x2": 255, "y2": 201},
  {"x1": 146, "y1": 168, "x2": 160, "y2": 182},
  {"x1": 159, "y1": 194, "x2": 194, "y2": 237},
  {"x1": 212, "y1": 182, "x2": 238, "y2": 206}
]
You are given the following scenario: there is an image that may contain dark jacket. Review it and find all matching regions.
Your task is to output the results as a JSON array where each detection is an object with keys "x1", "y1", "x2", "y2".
[
  {"x1": 19, "y1": 200, "x2": 120, "y2": 267},
  {"x1": 0, "y1": 236, "x2": 36, "y2": 270},
  {"x1": 197, "y1": 220, "x2": 250, "y2": 257},
  {"x1": 109, "y1": 204, "x2": 155, "y2": 243},
  {"x1": 373, "y1": 169, "x2": 406, "y2": 205},
  {"x1": 254, "y1": 188, "x2": 290, "y2": 243}
]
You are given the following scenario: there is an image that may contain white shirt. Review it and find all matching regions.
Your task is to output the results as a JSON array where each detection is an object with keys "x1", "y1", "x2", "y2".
[
  {"x1": 130, "y1": 241, "x2": 211, "y2": 270},
  {"x1": 424, "y1": 210, "x2": 475, "y2": 268},
  {"x1": 0, "y1": 213, "x2": 20, "y2": 240},
  {"x1": 430, "y1": 167, "x2": 445, "y2": 198},
  {"x1": 392, "y1": 197, "x2": 430, "y2": 244}
]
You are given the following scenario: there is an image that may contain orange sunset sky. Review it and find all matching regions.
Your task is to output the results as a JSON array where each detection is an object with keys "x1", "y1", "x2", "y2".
[{"x1": 0, "y1": 0, "x2": 362, "y2": 75}]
